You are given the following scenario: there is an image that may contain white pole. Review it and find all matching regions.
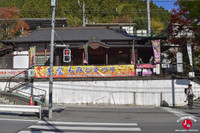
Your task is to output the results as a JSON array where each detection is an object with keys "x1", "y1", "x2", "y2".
[
  {"x1": 49, "y1": 0, "x2": 56, "y2": 119},
  {"x1": 83, "y1": 1, "x2": 86, "y2": 27},
  {"x1": 147, "y1": 0, "x2": 151, "y2": 36}
]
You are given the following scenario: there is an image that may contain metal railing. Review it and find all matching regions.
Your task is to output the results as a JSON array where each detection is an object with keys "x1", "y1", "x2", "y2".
[
  {"x1": 4, "y1": 68, "x2": 47, "y2": 103},
  {"x1": 135, "y1": 63, "x2": 190, "y2": 77},
  {"x1": 4, "y1": 68, "x2": 30, "y2": 92},
  {"x1": 13, "y1": 86, "x2": 46, "y2": 103},
  {"x1": 0, "y1": 104, "x2": 42, "y2": 119}
]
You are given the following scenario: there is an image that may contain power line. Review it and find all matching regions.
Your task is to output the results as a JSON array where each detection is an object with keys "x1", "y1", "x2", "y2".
[{"x1": 20, "y1": 10, "x2": 171, "y2": 15}]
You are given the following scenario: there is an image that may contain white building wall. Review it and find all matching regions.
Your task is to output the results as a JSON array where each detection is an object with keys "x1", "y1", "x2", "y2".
[{"x1": 0, "y1": 79, "x2": 200, "y2": 106}]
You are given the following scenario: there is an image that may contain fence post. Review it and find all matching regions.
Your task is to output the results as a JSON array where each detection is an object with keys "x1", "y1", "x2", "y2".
[
  {"x1": 133, "y1": 92, "x2": 136, "y2": 105},
  {"x1": 160, "y1": 92, "x2": 163, "y2": 106}
]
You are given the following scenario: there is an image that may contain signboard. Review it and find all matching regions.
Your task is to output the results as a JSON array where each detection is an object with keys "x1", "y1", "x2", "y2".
[
  {"x1": 176, "y1": 52, "x2": 183, "y2": 72},
  {"x1": 136, "y1": 64, "x2": 156, "y2": 69},
  {"x1": 187, "y1": 43, "x2": 193, "y2": 66},
  {"x1": 35, "y1": 65, "x2": 135, "y2": 78},
  {"x1": 0, "y1": 69, "x2": 34, "y2": 78},
  {"x1": 156, "y1": 64, "x2": 160, "y2": 74},
  {"x1": 51, "y1": 0, "x2": 55, "y2": 6},
  {"x1": 13, "y1": 51, "x2": 29, "y2": 69},
  {"x1": 152, "y1": 40, "x2": 161, "y2": 63}
]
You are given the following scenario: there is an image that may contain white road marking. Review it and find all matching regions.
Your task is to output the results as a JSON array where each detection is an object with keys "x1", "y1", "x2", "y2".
[
  {"x1": 38, "y1": 121, "x2": 138, "y2": 126},
  {"x1": 28, "y1": 125, "x2": 141, "y2": 131},
  {"x1": 0, "y1": 118, "x2": 38, "y2": 122},
  {"x1": 18, "y1": 121, "x2": 141, "y2": 132},
  {"x1": 19, "y1": 131, "x2": 82, "y2": 133},
  {"x1": 161, "y1": 107, "x2": 195, "y2": 118}
]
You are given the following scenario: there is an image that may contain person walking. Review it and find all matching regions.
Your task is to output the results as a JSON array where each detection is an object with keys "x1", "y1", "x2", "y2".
[{"x1": 186, "y1": 84, "x2": 196, "y2": 109}]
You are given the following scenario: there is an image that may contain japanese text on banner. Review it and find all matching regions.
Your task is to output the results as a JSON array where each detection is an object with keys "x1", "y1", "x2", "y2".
[{"x1": 35, "y1": 65, "x2": 135, "y2": 78}]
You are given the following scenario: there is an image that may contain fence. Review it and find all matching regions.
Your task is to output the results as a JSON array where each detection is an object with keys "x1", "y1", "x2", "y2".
[{"x1": 0, "y1": 55, "x2": 13, "y2": 69}]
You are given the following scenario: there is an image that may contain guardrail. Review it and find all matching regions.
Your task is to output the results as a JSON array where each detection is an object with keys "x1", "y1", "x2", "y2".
[{"x1": 0, "y1": 104, "x2": 42, "y2": 119}]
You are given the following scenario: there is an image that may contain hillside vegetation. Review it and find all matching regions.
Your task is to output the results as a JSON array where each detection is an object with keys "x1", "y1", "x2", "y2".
[{"x1": 0, "y1": 0, "x2": 171, "y2": 33}]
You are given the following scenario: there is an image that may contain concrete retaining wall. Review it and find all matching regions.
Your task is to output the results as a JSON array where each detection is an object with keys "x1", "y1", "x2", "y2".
[{"x1": 1, "y1": 79, "x2": 200, "y2": 106}]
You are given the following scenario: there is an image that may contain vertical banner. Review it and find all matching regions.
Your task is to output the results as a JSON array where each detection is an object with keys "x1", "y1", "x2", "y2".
[
  {"x1": 152, "y1": 40, "x2": 161, "y2": 63},
  {"x1": 187, "y1": 43, "x2": 193, "y2": 66},
  {"x1": 176, "y1": 52, "x2": 183, "y2": 72},
  {"x1": 83, "y1": 44, "x2": 88, "y2": 64},
  {"x1": 131, "y1": 44, "x2": 135, "y2": 64},
  {"x1": 29, "y1": 46, "x2": 36, "y2": 67}
]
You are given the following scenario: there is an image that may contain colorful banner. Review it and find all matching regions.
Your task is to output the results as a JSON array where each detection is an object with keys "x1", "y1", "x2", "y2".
[
  {"x1": 29, "y1": 46, "x2": 36, "y2": 67},
  {"x1": 152, "y1": 40, "x2": 161, "y2": 63},
  {"x1": 0, "y1": 69, "x2": 34, "y2": 78},
  {"x1": 35, "y1": 65, "x2": 135, "y2": 78},
  {"x1": 136, "y1": 64, "x2": 156, "y2": 69}
]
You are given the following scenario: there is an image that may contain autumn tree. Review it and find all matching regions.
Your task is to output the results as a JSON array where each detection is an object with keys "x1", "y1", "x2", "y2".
[
  {"x1": 0, "y1": 7, "x2": 30, "y2": 41},
  {"x1": 167, "y1": 0, "x2": 200, "y2": 72}
]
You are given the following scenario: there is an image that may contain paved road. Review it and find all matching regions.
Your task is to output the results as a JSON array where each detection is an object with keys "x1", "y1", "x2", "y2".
[{"x1": 0, "y1": 106, "x2": 199, "y2": 133}]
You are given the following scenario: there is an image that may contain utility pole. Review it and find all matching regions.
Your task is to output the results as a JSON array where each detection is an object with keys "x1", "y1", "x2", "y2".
[
  {"x1": 147, "y1": 0, "x2": 151, "y2": 36},
  {"x1": 82, "y1": 1, "x2": 86, "y2": 27},
  {"x1": 78, "y1": 0, "x2": 86, "y2": 27},
  {"x1": 49, "y1": 0, "x2": 56, "y2": 119}
]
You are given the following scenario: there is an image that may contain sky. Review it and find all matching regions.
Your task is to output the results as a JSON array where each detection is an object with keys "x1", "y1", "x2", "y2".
[{"x1": 153, "y1": 0, "x2": 178, "y2": 11}]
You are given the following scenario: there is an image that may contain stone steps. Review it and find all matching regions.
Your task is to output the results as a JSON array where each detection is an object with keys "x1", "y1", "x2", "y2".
[
  {"x1": 0, "y1": 91, "x2": 47, "y2": 107},
  {"x1": 0, "y1": 95, "x2": 15, "y2": 105},
  {"x1": 193, "y1": 97, "x2": 200, "y2": 108}
]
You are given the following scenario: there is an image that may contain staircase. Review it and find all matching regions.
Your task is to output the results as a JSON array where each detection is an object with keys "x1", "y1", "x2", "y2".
[
  {"x1": 0, "y1": 91, "x2": 47, "y2": 106},
  {"x1": 193, "y1": 97, "x2": 200, "y2": 109},
  {"x1": 0, "y1": 95, "x2": 15, "y2": 105},
  {"x1": 2, "y1": 68, "x2": 47, "y2": 107}
]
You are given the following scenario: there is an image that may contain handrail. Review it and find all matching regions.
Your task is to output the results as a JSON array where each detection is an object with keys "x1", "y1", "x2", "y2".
[
  {"x1": 13, "y1": 86, "x2": 46, "y2": 103},
  {"x1": 32, "y1": 86, "x2": 47, "y2": 99},
  {"x1": 3, "y1": 67, "x2": 47, "y2": 103},
  {"x1": 4, "y1": 67, "x2": 32, "y2": 91},
  {"x1": 8, "y1": 67, "x2": 31, "y2": 80}
]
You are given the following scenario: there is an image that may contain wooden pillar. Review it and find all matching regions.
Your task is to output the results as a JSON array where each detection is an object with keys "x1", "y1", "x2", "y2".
[
  {"x1": 3, "y1": 56, "x2": 5, "y2": 68},
  {"x1": 82, "y1": 52, "x2": 84, "y2": 65},
  {"x1": 106, "y1": 54, "x2": 108, "y2": 65},
  {"x1": 135, "y1": 49, "x2": 138, "y2": 62},
  {"x1": 44, "y1": 49, "x2": 47, "y2": 63},
  {"x1": 56, "y1": 54, "x2": 59, "y2": 66}
]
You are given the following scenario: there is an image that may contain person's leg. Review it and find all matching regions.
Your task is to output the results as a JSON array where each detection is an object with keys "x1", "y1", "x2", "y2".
[
  {"x1": 188, "y1": 97, "x2": 192, "y2": 109},
  {"x1": 191, "y1": 96, "x2": 193, "y2": 109}
]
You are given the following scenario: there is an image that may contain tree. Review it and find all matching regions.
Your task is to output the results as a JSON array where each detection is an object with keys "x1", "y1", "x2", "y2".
[
  {"x1": 166, "y1": 0, "x2": 200, "y2": 72},
  {"x1": 133, "y1": 17, "x2": 164, "y2": 36},
  {"x1": 167, "y1": 0, "x2": 200, "y2": 44},
  {"x1": 0, "y1": 7, "x2": 30, "y2": 41},
  {"x1": 151, "y1": 18, "x2": 164, "y2": 35},
  {"x1": 0, "y1": 0, "x2": 171, "y2": 27}
]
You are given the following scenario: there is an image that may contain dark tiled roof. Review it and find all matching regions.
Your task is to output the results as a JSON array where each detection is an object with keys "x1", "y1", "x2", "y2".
[{"x1": 2, "y1": 28, "x2": 144, "y2": 44}]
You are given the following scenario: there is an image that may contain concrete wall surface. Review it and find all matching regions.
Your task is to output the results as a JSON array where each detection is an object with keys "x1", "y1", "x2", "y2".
[{"x1": 0, "y1": 79, "x2": 200, "y2": 106}]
